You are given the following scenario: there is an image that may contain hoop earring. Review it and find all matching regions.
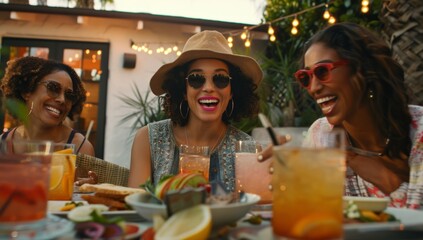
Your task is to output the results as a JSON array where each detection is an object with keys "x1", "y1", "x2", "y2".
[
  {"x1": 179, "y1": 101, "x2": 189, "y2": 119},
  {"x1": 225, "y1": 99, "x2": 234, "y2": 117},
  {"x1": 27, "y1": 101, "x2": 34, "y2": 117}
]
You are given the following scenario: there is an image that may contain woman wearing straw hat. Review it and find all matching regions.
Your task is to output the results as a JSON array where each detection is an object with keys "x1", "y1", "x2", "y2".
[{"x1": 128, "y1": 30, "x2": 263, "y2": 191}]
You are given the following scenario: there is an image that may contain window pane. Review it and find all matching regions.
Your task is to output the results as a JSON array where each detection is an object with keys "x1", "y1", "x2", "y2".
[
  {"x1": 29, "y1": 47, "x2": 49, "y2": 59},
  {"x1": 63, "y1": 49, "x2": 83, "y2": 78}
]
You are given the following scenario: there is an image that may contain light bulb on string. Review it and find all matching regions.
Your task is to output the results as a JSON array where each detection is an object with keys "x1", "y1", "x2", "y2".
[
  {"x1": 362, "y1": 0, "x2": 369, "y2": 6},
  {"x1": 361, "y1": 6, "x2": 369, "y2": 13},
  {"x1": 291, "y1": 27, "x2": 298, "y2": 35},
  {"x1": 241, "y1": 27, "x2": 248, "y2": 40},
  {"x1": 292, "y1": 16, "x2": 299, "y2": 27},
  {"x1": 328, "y1": 16, "x2": 336, "y2": 24},
  {"x1": 227, "y1": 35, "x2": 233, "y2": 43},
  {"x1": 228, "y1": 42, "x2": 233, "y2": 48},
  {"x1": 268, "y1": 24, "x2": 274, "y2": 35},
  {"x1": 245, "y1": 38, "x2": 251, "y2": 48},
  {"x1": 323, "y1": 4, "x2": 330, "y2": 19},
  {"x1": 269, "y1": 34, "x2": 276, "y2": 42}
]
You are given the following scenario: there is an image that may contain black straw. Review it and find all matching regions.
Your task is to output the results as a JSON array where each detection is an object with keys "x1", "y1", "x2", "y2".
[{"x1": 258, "y1": 113, "x2": 280, "y2": 146}]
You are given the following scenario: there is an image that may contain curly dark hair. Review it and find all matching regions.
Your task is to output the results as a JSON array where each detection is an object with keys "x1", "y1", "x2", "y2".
[
  {"x1": 1, "y1": 56, "x2": 86, "y2": 121},
  {"x1": 161, "y1": 60, "x2": 259, "y2": 126},
  {"x1": 300, "y1": 22, "x2": 411, "y2": 159}
]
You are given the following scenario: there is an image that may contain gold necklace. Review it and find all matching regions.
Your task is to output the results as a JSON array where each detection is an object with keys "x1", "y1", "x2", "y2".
[
  {"x1": 345, "y1": 132, "x2": 390, "y2": 157},
  {"x1": 184, "y1": 126, "x2": 225, "y2": 153}
]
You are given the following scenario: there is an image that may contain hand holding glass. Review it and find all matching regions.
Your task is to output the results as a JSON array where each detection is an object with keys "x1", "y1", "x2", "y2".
[{"x1": 235, "y1": 141, "x2": 272, "y2": 204}]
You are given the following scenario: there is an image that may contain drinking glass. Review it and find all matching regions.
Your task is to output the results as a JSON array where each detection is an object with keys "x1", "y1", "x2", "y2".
[
  {"x1": 179, "y1": 145, "x2": 210, "y2": 180},
  {"x1": 235, "y1": 140, "x2": 272, "y2": 204},
  {"x1": 0, "y1": 140, "x2": 53, "y2": 232},
  {"x1": 272, "y1": 129, "x2": 346, "y2": 240},
  {"x1": 48, "y1": 143, "x2": 76, "y2": 200}
]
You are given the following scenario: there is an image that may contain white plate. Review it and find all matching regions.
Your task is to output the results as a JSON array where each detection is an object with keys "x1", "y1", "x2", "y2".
[
  {"x1": 345, "y1": 207, "x2": 423, "y2": 232},
  {"x1": 230, "y1": 207, "x2": 423, "y2": 239},
  {"x1": 125, "y1": 192, "x2": 261, "y2": 229},
  {"x1": 0, "y1": 214, "x2": 74, "y2": 240},
  {"x1": 343, "y1": 196, "x2": 390, "y2": 212},
  {"x1": 47, "y1": 201, "x2": 144, "y2": 222}
]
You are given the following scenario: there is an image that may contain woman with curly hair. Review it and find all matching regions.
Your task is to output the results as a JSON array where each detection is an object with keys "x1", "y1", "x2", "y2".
[
  {"x1": 295, "y1": 22, "x2": 422, "y2": 209},
  {"x1": 1, "y1": 56, "x2": 96, "y2": 183},
  {"x1": 129, "y1": 30, "x2": 263, "y2": 190}
]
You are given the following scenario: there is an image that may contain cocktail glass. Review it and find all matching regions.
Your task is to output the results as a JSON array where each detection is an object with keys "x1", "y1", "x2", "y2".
[
  {"x1": 0, "y1": 140, "x2": 53, "y2": 232},
  {"x1": 235, "y1": 140, "x2": 272, "y2": 204},
  {"x1": 272, "y1": 129, "x2": 346, "y2": 240},
  {"x1": 48, "y1": 143, "x2": 76, "y2": 200},
  {"x1": 179, "y1": 145, "x2": 210, "y2": 180}
]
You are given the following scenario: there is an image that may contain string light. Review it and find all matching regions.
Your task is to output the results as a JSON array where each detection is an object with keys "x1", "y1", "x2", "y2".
[
  {"x1": 131, "y1": 40, "x2": 183, "y2": 56},
  {"x1": 222, "y1": 0, "x2": 366, "y2": 48},
  {"x1": 328, "y1": 16, "x2": 336, "y2": 24},
  {"x1": 361, "y1": 0, "x2": 370, "y2": 13},
  {"x1": 292, "y1": 16, "x2": 299, "y2": 27},
  {"x1": 268, "y1": 24, "x2": 275, "y2": 35},
  {"x1": 323, "y1": 4, "x2": 330, "y2": 19}
]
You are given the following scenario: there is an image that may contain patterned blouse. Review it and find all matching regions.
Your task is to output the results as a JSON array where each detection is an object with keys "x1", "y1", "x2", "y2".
[
  {"x1": 147, "y1": 119, "x2": 254, "y2": 191},
  {"x1": 304, "y1": 105, "x2": 423, "y2": 209}
]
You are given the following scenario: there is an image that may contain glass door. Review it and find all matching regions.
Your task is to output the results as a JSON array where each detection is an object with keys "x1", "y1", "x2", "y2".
[{"x1": 0, "y1": 38, "x2": 109, "y2": 158}]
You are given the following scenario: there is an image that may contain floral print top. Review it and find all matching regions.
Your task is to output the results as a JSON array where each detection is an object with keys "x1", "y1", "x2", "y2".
[
  {"x1": 304, "y1": 105, "x2": 423, "y2": 209},
  {"x1": 147, "y1": 119, "x2": 254, "y2": 191}
]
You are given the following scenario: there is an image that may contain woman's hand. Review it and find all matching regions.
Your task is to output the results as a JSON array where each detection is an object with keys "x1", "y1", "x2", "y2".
[
  {"x1": 257, "y1": 134, "x2": 291, "y2": 162},
  {"x1": 75, "y1": 171, "x2": 98, "y2": 186}
]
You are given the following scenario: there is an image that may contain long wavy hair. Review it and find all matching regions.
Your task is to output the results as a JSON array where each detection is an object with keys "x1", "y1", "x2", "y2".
[
  {"x1": 161, "y1": 59, "x2": 259, "y2": 126},
  {"x1": 300, "y1": 22, "x2": 411, "y2": 159},
  {"x1": 1, "y1": 56, "x2": 86, "y2": 121}
]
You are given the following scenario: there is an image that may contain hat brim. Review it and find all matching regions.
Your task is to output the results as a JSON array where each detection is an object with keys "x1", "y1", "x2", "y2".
[{"x1": 150, "y1": 50, "x2": 263, "y2": 95}]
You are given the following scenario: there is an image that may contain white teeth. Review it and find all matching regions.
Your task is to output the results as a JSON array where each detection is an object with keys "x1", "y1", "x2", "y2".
[
  {"x1": 316, "y1": 96, "x2": 336, "y2": 104},
  {"x1": 199, "y1": 99, "x2": 218, "y2": 104},
  {"x1": 46, "y1": 106, "x2": 61, "y2": 115}
]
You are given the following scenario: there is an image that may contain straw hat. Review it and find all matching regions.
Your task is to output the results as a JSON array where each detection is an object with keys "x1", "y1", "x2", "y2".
[{"x1": 150, "y1": 30, "x2": 263, "y2": 95}]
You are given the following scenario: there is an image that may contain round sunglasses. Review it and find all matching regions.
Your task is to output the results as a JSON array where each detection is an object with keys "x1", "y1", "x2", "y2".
[
  {"x1": 185, "y1": 73, "x2": 231, "y2": 89},
  {"x1": 39, "y1": 81, "x2": 77, "y2": 104},
  {"x1": 294, "y1": 60, "x2": 349, "y2": 89}
]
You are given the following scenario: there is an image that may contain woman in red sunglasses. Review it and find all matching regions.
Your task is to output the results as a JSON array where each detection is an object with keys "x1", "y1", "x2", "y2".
[
  {"x1": 282, "y1": 22, "x2": 422, "y2": 209},
  {"x1": 1, "y1": 56, "x2": 97, "y2": 184},
  {"x1": 128, "y1": 30, "x2": 263, "y2": 191}
]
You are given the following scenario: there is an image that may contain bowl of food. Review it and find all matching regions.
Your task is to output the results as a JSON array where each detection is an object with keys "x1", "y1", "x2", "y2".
[
  {"x1": 343, "y1": 196, "x2": 390, "y2": 212},
  {"x1": 125, "y1": 173, "x2": 260, "y2": 228},
  {"x1": 125, "y1": 191, "x2": 260, "y2": 228}
]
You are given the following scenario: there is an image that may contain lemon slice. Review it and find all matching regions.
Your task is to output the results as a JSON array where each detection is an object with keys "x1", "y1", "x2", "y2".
[
  {"x1": 291, "y1": 215, "x2": 342, "y2": 239},
  {"x1": 155, "y1": 205, "x2": 211, "y2": 240},
  {"x1": 49, "y1": 165, "x2": 64, "y2": 190},
  {"x1": 67, "y1": 204, "x2": 109, "y2": 222}
]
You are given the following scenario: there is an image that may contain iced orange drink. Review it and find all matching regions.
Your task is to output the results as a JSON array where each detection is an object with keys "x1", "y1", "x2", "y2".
[
  {"x1": 0, "y1": 141, "x2": 52, "y2": 230},
  {"x1": 179, "y1": 145, "x2": 210, "y2": 180},
  {"x1": 48, "y1": 146, "x2": 76, "y2": 200},
  {"x1": 272, "y1": 131, "x2": 346, "y2": 240}
]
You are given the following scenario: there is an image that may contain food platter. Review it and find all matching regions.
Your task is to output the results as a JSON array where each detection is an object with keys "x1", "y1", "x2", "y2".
[{"x1": 47, "y1": 201, "x2": 144, "y2": 222}]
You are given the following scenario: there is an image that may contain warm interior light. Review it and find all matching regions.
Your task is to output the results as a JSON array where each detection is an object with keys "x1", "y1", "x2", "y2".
[
  {"x1": 228, "y1": 42, "x2": 233, "y2": 48},
  {"x1": 227, "y1": 36, "x2": 233, "y2": 43}
]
